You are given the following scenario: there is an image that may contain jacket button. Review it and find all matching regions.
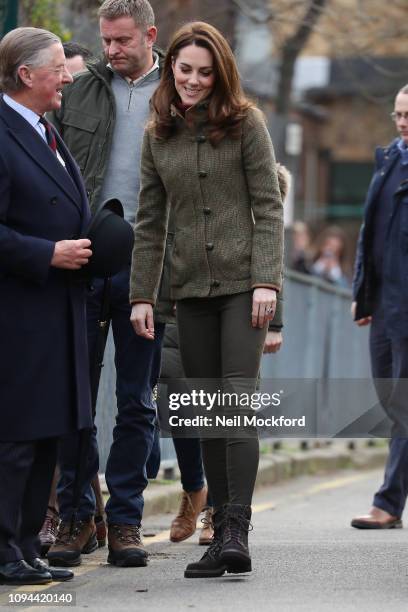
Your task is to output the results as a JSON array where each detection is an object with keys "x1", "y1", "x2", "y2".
[
  {"x1": 212, "y1": 280, "x2": 220, "y2": 288},
  {"x1": 50, "y1": 197, "x2": 58, "y2": 205},
  {"x1": 197, "y1": 135, "x2": 206, "y2": 143},
  {"x1": 203, "y1": 207, "x2": 211, "y2": 215},
  {"x1": 206, "y1": 242, "x2": 214, "y2": 251},
  {"x1": 198, "y1": 170, "x2": 207, "y2": 178}
]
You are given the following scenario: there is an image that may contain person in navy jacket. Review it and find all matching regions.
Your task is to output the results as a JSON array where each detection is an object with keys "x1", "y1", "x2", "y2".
[
  {"x1": 0, "y1": 27, "x2": 93, "y2": 584},
  {"x1": 351, "y1": 84, "x2": 408, "y2": 530}
]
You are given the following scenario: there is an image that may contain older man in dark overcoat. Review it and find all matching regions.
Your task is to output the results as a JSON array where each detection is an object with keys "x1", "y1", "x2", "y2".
[{"x1": 0, "y1": 27, "x2": 93, "y2": 585}]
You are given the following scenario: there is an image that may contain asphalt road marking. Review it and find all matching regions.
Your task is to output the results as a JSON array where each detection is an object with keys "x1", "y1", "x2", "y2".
[{"x1": 294, "y1": 473, "x2": 372, "y2": 497}]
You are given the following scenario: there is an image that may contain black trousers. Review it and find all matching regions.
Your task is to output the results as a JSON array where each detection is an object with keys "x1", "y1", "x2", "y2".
[
  {"x1": 0, "y1": 437, "x2": 58, "y2": 563},
  {"x1": 176, "y1": 292, "x2": 267, "y2": 508}
]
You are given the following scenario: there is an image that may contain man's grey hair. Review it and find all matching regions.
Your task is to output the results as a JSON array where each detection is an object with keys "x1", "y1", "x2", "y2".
[
  {"x1": 398, "y1": 84, "x2": 408, "y2": 95},
  {"x1": 0, "y1": 27, "x2": 60, "y2": 93},
  {"x1": 98, "y1": 0, "x2": 155, "y2": 30}
]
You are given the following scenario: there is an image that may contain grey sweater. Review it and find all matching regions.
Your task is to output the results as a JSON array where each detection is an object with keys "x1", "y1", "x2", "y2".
[{"x1": 99, "y1": 65, "x2": 159, "y2": 224}]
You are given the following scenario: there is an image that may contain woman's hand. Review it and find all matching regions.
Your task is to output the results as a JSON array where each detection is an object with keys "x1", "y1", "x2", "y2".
[
  {"x1": 263, "y1": 331, "x2": 283, "y2": 353},
  {"x1": 252, "y1": 288, "x2": 277, "y2": 328},
  {"x1": 130, "y1": 303, "x2": 155, "y2": 340}
]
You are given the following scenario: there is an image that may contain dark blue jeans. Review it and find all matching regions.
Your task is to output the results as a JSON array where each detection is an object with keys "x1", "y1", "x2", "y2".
[
  {"x1": 370, "y1": 293, "x2": 408, "y2": 517},
  {"x1": 172, "y1": 437, "x2": 205, "y2": 492},
  {"x1": 58, "y1": 268, "x2": 164, "y2": 525}
]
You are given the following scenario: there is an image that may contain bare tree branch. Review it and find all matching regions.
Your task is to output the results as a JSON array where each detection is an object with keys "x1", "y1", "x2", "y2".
[{"x1": 276, "y1": 0, "x2": 328, "y2": 114}]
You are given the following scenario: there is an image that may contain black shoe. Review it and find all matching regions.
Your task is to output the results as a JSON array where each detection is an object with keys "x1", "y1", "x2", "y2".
[
  {"x1": 184, "y1": 508, "x2": 227, "y2": 578},
  {"x1": 28, "y1": 557, "x2": 74, "y2": 582},
  {"x1": 220, "y1": 504, "x2": 252, "y2": 574},
  {"x1": 0, "y1": 560, "x2": 52, "y2": 585}
]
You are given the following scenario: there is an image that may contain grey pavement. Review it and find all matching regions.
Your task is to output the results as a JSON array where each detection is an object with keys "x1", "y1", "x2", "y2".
[{"x1": 2, "y1": 466, "x2": 408, "y2": 611}]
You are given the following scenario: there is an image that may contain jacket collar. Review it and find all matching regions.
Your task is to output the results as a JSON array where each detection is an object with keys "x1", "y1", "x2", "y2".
[
  {"x1": 87, "y1": 45, "x2": 165, "y2": 85},
  {"x1": 0, "y1": 96, "x2": 84, "y2": 215},
  {"x1": 170, "y1": 99, "x2": 209, "y2": 124},
  {"x1": 369, "y1": 137, "x2": 408, "y2": 208},
  {"x1": 383, "y1": 137, "x2": 401, "y2": 157}
]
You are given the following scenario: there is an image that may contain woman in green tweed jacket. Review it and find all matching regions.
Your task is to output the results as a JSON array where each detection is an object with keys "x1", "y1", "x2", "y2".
[{"x1": 130, "y1": 21, "x2": 284, "y2": 578}]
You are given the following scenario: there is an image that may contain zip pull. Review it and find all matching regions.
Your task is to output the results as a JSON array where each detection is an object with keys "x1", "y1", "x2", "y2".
[{"x1": 127, "y1": 82, "x2": 135, "y2": 111}]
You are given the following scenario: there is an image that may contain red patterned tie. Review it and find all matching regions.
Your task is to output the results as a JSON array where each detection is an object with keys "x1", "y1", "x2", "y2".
[{"x1": 39, "y1": 116, "x2": 57, "y2": 154}]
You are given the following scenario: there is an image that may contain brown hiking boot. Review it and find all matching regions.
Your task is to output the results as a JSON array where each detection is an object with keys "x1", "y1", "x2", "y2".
[
  {"x1": 39, "y1": 507, "x2": 60, "y2": 557},
  {"x1": 170, "y1": 486, "x2": 208, "y2": 543},
  {"x1": 199, "y1": 507, "x2": 214, "y2": 545},
  {"x1": 107, "y1": 524, "x2": 147, "y2": 567},
  {"x1": 47, "y1": 518, "x2": 97, "y2": 567}
]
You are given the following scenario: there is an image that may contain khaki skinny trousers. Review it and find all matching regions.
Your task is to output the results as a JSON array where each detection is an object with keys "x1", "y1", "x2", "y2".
[{"x1": 176, "y1": 291, "x2": 267, "y2": 507}]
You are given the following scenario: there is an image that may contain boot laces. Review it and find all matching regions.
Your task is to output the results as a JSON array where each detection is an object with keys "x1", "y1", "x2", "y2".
[
  {"x1": 200, "y1": 507, "x2": 213, "y2": 529},
  {"x1": 54, "y1": 521, "x2": 84, "y2": 545},
  {"x1": 201, "y1": 512, "x2": 226, "y2": 560},
  {"x1": 224, "y1": 512, "x2": 253, "y2": 543},
  {"x1": 41, "y1": 509, "x2": 60, "y2": 538},
  {"x1": 202, "y1": 536, "x2": 223, "y2": 560},
  {"x1": 111, "y1": 524, "x2": 142, "y2": 545},
  {"x1": 176, "y1": 492, "x2": 195, "y2": 520}
]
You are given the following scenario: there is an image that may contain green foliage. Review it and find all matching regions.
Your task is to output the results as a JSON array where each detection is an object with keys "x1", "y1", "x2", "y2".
[{"x1": 22, "y1": 0, "x2": 71, "y2": 40}]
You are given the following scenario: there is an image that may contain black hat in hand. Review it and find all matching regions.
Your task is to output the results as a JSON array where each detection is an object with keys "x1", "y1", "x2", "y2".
[{"x1": 81, "y1": 198, "x2": 134, "y2": 278}]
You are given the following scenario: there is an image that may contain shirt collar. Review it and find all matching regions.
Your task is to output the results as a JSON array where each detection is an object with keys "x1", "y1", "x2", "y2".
[
  {"x1": 3, "y1": 94, "x2": 42, "y2": 130},
  {"x1": 106, "y1": 52, "x2": 159, "y2": 86}
]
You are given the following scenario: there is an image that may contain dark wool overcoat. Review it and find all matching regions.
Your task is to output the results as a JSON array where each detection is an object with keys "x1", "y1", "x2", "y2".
[
  {"x1": 353, "y1": 138, "x2": 408, "y2": 338},
  {"x1": 0, "y1": 97, "x2": 92, "y2": 441}
]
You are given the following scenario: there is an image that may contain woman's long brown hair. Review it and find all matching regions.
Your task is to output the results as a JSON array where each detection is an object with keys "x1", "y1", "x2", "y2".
[{"x1": 150, "y1": 21, "x2": 254, "y2": 145}]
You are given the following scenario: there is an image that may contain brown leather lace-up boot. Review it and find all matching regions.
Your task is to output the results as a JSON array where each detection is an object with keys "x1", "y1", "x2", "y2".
[
  {"x1": 39, "y1": 507, "x2": 60, "y2": 557},
  {"x1": 107, "y1": 524, "x2": 147, "y2": 567},
  {"x1": 198, "y1": 507, "x2": 214, "y2": 545},
  {"x1": 47, "y1": 518, "x2": 97, "y2": 567},
  {"x1": 170, "y1": 486, "x2": 208, "y2": 543}
]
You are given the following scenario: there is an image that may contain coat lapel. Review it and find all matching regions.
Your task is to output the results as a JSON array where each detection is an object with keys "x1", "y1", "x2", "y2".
[
  {"x1": 54, "y1": 130, "x2": 91, "y2": 234},
  {"x1": 0, "y1": 99, "x2": 83, "y2": 215},
  {"x1": 395, "y1": 177, "x2": 408, "y2": 198},
  {"x1": 367, "y1": 146, "x2": 400, "y2": 212}
]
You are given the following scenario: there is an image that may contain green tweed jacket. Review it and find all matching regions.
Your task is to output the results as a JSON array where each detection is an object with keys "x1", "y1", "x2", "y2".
[{"x1": 130, "y1": 104, "x2": 284, "y2": 304}]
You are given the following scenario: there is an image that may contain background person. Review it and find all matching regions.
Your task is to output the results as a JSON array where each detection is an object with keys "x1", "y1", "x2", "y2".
[
  {"x1": 290, "y1": 220, "x2": 312, "y2": 275},
  {"x1": 311, "y1": 225, "x2": 350, "y2": 288},
  {"x1": 0, "y1": 26, "x2": 92, "y2": 585},
  {"x1": 130, "y1": 21, "x2": 284, "y2": 579},
  {"x1": 160, "y1": 324, "x2": 213, "y2": 545},
  {"x1": 47, "y1": 0, "x2": 172, "y2": 569},
  {"x1": 351, "y1": 85, "x2": 408, "y2": 530},
  {"x1": 62, "y1": 42, "x2": 92, "y2": 74}
]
